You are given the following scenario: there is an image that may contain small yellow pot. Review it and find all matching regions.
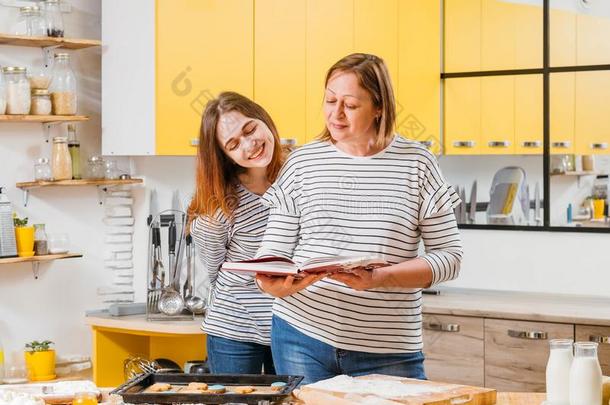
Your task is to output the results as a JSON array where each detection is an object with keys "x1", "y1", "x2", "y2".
[
  {"x1": 15, "y1": 226, "x2": 35, "y2": 257},
  {"x1": 24, "y1": 350, "x2": 56, "y2": 381}
]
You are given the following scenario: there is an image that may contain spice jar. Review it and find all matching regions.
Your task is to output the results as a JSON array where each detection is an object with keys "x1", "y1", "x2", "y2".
[
  {"x1": 87, "y1": 156, "x2": 105, "y2": 179},
  {"x1": 28, "y1": 67, "x2": 51, "y2": 90},
  {"x1": 30, "y1": 89, "x2": 52, "y2": 115},
  {"x1": 2, "y1": 67, "x2": 31, "y2": 115},
  {"x1": 34, "y1": 157, "x2": 53, "y2": 181},
  {"x1": 44, "y1": 0, "x2": 64, "y2": 38},
  {"x1": 12, "y1": 6, "x2": 45, "y2": 36},
  {"x1": 50, "y1": 53, "x2": 77, "y2": 115},
  {"x1": 33, "y1": 224, "x2": 48, "y2": 256},
  {"x1": 104, "y1": 160, "x2": 120, "y2": 180},
  {"x1": 51, "y1": 136, "x2": 72, "y2": 180}
]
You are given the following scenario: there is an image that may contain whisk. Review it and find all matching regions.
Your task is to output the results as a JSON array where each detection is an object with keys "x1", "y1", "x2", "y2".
[{"x1": 123, "y1": 356, "x2": 159, "y2": 380}]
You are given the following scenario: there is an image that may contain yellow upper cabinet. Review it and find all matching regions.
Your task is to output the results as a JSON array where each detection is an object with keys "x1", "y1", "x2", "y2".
[
  {"x1": 550, "y1": 72, "x2": 575, "y2": 154},
  {"x1": 445, "y1": 0, "x2": 481, "y2": 72},
  {"x1": 156, "y1": 0, "x2": 254, "y2": 156},
  {"x1": 397, "y1": 0, "x2": 441, "y2": 154},
  {"x1": 481, "y1": 0, "x2": 515, "y2": 71},
  {"x1": 254, "y1": 0, "x2": 306, "y2": 145},
  {"x1": 576, "y1": 6, "x2": 610, "y2": 66},
  {"x1": 480, "y1": 76, "x2": 515, "y2": 154},
  {"x1": 514, "y1": 75, "x2": 543, "y2": 155},
  {"x1": 550, "y1": 7, "x2": 576, "y2": 67},
  {"x1": 305, "y1": 0, "x2": 354, "y2": 143},
  {"x1": 575, "y1": 71, "x2": 610, "y2": 155},
  {"x1": 444, "y1": 77, "x2": 481, "y2": 155},
  {"x1": 513, "y1": 2, "x2": 542, "y2": 69}
]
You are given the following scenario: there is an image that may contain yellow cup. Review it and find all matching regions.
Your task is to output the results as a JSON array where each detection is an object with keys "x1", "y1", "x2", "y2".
[
  {"x1": 14, "y1": 226, "x2": 35, "y2": 257},
  {"x1": 593, "y1": 199, "x2": 605, "y2": 220},
  {"x1": 72, "y1": 392, "x2": 98, "y2": 405}
]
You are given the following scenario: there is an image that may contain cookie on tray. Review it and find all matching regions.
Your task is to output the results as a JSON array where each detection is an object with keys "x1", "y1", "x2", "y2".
[
  {"x1": 186, "y1": 382, "x2": 208, "y2": 390},
  {"x1": 270, "y1": 381, "x2": 287, "y2": 391},
  {"x1": 207, "y1": 384, "x2": 227, "y2": 394},
  {"x1": 233, "y1": 386, "x2": 256, "y2": 394},
  {"x1": 146, "y1": 382, "x2": 172, "y2": 392}
]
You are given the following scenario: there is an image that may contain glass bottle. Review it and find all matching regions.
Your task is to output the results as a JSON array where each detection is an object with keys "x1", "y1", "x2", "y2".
[
  {"x1": 87, "y1": 156, "x2": 105, "y2": 180},
  {"x1": 569, "y1": 342, "x2": 602, "y2": 405},
  {"x1": 104, "y1": 160, "x2": 119, "y2": 180},
  {"x1": 34, "y1": 157, "x2": 53, "y2": 181},
  {"x1": 44, "y1": 0, "x2": 64, "y2": 38},
  {"x1": 33, "y1": 224, "x2": 48, "y2": 255},
  {"x1": 2, "y1": 67, "x2": 31, "y2": 115},
  {"x1": 50, "y1": 53, "x2": 77, "y2": 115},
  {"x1": 67, "y1": 125, "x2": 81, "y2": 179},
  {"x1": 51, "y1": 136, "x2": 72, "y2": 180},
  {"x1": 546, "y1": 339, "x2": 573, "y2": 405}
]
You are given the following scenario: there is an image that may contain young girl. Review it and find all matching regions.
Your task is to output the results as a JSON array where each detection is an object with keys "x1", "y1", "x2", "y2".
[{"x1": 188, "y1": 91, "x2": 284, "y2": 374}]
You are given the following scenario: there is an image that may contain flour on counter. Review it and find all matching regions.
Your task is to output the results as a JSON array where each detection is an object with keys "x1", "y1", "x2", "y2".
[{"x1": 0, "y1": 390, "x2": 44, "y2": 405}]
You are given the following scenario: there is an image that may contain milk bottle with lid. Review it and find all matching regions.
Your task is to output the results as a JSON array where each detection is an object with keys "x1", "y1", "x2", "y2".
[
  {"x1": 569, "y1": 342, "x2": 602, "y2": 405},
  {"x1": 546, "y1": 339, "x2": 573, "y2": 405}
]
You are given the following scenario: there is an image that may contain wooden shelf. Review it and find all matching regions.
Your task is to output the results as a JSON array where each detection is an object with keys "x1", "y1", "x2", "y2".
[
  {"x1": 0, "y1": 33, "x2": 101, "y2": 50},
  {"x1": 0, "y1": 253, "x2": 82, "y2": 265},
  {"x1": 16, "y1": 178, "x2": 144, "y2": 190},
  {"x1": 0, "y1": 115, "x2": 89, "y2": 124},
  {"x1": 550, "y1": 171, "x2": 598, "y2": 177}
]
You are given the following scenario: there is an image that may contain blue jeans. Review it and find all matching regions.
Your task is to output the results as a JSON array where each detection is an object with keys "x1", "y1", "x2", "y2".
[
  {"x1": 271, "y1": 315, "x2": 427, "y2": 385},
  {"x1": 207, "y1": 335, "x2": 275, "y2": 374}
]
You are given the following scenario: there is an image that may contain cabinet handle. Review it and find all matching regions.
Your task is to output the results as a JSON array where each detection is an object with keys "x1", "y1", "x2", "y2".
[
  {"x1": 589, "y1": 335, "x2": 610, "y2": 344},
  {"x1": 591, "y1": 143, "x2": 609, "y2": 150},
  {"x1": 190, "y1": 139, "x2": 199, "y2": 147},
  {"x1": 423, "y1": 322, "x2": 460, "y2": 332},
  {"x1": 488, "y1": 140, "x2": 511, "y2": 148},
  {"x1": 522, "y1": 141, "x2": 542, "y2": 148},
  {"x1": 453, "y1": 140, "x2": 476, "y2": 148},
  {"x1": 419, "y1": 140, "x2": 434, "y2": 148},
  {"x1": 507, "y1": 329, "x2": 548, "y2": 340},
  {"x1": 552, "y1": 141, "x2": 571, "y2": 149}
]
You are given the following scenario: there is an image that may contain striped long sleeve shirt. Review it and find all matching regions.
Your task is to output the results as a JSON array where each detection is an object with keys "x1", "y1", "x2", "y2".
[
  {"x1": 256, "y1": 135, "x2": 463, "y2": 353},
  {"x1": 191, "y1": 184, "x2": 274, "y2": 345}
]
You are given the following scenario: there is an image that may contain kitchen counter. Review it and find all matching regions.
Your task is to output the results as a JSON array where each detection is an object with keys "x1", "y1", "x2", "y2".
[
  {"x1": 85, "y1": 313, "x2": 204, "y2": 334},
  {"x1": 423, "y1": 287, "x2": 610, "y2": 326},
  {"x1": 497, "y1": 392, "x2": 545, "y2": 404}
]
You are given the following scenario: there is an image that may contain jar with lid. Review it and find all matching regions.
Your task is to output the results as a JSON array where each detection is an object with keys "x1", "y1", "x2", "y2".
[
  {"x1": 0, "y1": 67, "x2": 5, "y2": 115},
  {"x1": 28, "y1": 67, "x2": 51, "y2": 90},
  {"x1": 31, "y1": 89, "x2": 52, "y2": 115},
  {"x1": 51, "y1": 136, "x2": 72, "y2": 181},
  {"x1": 50, "y1": 53, "x2": 77, "y2": 115},
  {"x1": 34, "y1": 157, "x2": 53, "y2": 181},
  {"x1": 44, "y1": 0, "x2": 64, "y2": 38},
  {"x1": 33, "y1": 224, "x2": 48, "y2": 256},
  {"x1": 67, "y1": 124, "x2": 81, "y2": 179},
  {"x1": 12, "y1": 6, "x2": 45, "y2": 36},
  {"x1": 87, "y1": 156, "x2": 105, "y2": 180},
  {"x1": 104, "y1": 160, "x2": 120, "y2": 180},
  {"x1": 2, "y1": 67, "x2": 31, "y2": 115}
]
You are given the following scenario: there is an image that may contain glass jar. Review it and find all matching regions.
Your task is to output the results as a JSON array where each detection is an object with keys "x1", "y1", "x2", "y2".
[
  {"x1": 72, "y1": 391, "x2": 98, "y2": 405},
  {"x1": 569, "y1": 342, "x2": 602, "y2": 405},
  {"x1": 34, "y1": 157, "x2": 53, "y2": 181},
  {"x1": 2, "y1": 67, "x2": 31, "y2": 115},
  {"x1": 33, "y1": 224, "x2": 48, "y2": 256},
  {"x1": 12, "y1": 6, "x2": 46, "y2": 36},
  {"x1": 87, "y1": 156, "x2": 105, "y2": 179},
  {"x1": 48, "y1": 233, "x2": 69, "y2": 254},
  {"x1": 0, "y1": 67, "x2": 5, "y2": 115},
  {"x1": 50, "y1": 53, "x2": 77, "y2": 115},
  {"x1": 545, "y1": 339, "x2": 573, "y2": 405},
  {"x1": 104, "y1": 160, "x2": 120, "y2": 180},
  {"x1": 31, "y1": 89, "x2": 52, "y2": 115},
  {"x1": 51, "y1": 136, "x2": 72, "y2": 180},
  {"x1": 67, "y1": 125, "x2": 81, "y2": 179},
  {"x1": 28, "y1": 67, "x2": 51, "y2": 90},
  {"x1": 44, "y1": 0, "x2": 64, "y2": 38}
]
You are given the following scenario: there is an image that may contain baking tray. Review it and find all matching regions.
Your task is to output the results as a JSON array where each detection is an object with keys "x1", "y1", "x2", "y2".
[{"x1": 110, "y1": 372, "x2": 303, "y2": 404}]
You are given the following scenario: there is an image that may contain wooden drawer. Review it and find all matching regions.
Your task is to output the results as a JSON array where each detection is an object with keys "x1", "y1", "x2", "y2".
[
  {"x1": 422, "y1": 314, "x2": 484, "y2": 386},
  {"x1": 576, "y1": 324, "x2": 610, "y2": 375},
  {"x1": 484, "y1": 319, "x2": 574, "y2": 392}
]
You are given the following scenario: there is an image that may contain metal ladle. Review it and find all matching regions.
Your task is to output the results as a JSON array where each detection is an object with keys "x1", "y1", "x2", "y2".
[
  {"x1": 183, "y1": 235, "x2": 206, "y2": 315},
  {"x1": 159, "y1": 221, "x2": 185, "y2": 315}
]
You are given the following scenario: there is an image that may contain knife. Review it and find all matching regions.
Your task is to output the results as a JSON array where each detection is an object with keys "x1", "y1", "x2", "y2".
[
  {"x1": 469, "y1": 180, "x2": 477, "y2": 224},
  {"x1": 148, "y1": 189, "x2": 159, "y2": 227},
  {"x1": 460, "y1": 187, "x2": 468, "y2": 224},
  {"x1": 534, "y1": 182, "x2": 541, "y2": 225}
]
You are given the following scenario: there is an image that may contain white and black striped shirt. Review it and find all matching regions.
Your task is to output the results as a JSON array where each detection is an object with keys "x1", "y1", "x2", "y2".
[
  {"x1": 191, "y1": 184, "x2": 274, "y2": 345},
  {"x1": 257, "y1": 135, "x2": 463, "y2": 353}
]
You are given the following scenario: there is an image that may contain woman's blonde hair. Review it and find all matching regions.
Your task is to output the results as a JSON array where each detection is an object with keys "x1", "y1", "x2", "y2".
[
  {"x1": 318, "y1": 53, "x2": 396, "y2": 147},
  {"x1": 188, "y1": 92, "x2": 284, "y2": 223}
]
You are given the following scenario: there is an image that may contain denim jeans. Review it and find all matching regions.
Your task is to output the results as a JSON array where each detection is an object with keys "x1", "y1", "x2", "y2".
[
  {"x1": 207, "y1": 334, "x2": 275, "y2": 374},
  {"x1": 271, "y1": 315, "x2": 426, "y2": 385}
]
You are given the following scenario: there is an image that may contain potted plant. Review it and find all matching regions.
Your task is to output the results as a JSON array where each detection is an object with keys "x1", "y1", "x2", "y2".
[
  {"x1": 24, "y1": 340, "x2": 56, "y2": 381},
  {"x1": 13, "y1": 214, "x2": 35, "y2": 257}
]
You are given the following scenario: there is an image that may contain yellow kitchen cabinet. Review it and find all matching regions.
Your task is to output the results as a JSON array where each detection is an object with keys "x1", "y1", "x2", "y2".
[
  {"x1": 550, "y1": 72, "x2": 575, "y2": 154},
  {"x1": 305, "y1": 0, "x2": 354, "y2": 142},
  {"x1": 481, "y1": 76, "x2": 515, "y2": 154},
  {"x1": 444, "y1": 77, "x2": 481, "y2": 155},
  {"x1": 575, "y1": 71, "x2": 610, "y2": 155},
  {"x1": 481, "y1": 0, "x2": 515, "y2": 71},
  {"x1": 444, "y1": 0, "x2": 481, "y2": 73},
  {"x1": 254, "y1": 0, "x2": 306, "y2": 145},
  {"x1": 397, "y1": 0, "x2": 441, "y2": 154},
  {"x1": 156, "y1": 0, "x2": 254, "y2": 155},
  {"x1": 577, "y1": 11, "x2": 610, "y2": 66},
  {"x1": 550, "y1": 8, "x2": 576, "y2": 67},
  {"x1": 514, "y1": 75, "x2": 542, "y2": 155},
  {"x1": 513, "y1": 2, "x2": 542, "y2": 69}
]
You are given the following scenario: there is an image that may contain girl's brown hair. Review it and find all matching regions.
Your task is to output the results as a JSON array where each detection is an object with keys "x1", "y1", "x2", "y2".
[
  {"x1": 188, "y1": 91, "x2": 284, "y2": 222},
  {"x1": 318, "y1": 53, "x2": 396, "y2": 147}
]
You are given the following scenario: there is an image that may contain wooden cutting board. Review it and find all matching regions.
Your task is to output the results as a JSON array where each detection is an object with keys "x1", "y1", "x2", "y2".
[{"x1": 297, "y1": 374, "x2": 497, "y2": 405}]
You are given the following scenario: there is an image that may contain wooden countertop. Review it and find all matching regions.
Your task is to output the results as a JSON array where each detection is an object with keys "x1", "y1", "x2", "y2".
[
  {"x1": 497, "y1": 392, "x2": 545, "y2": 404},
  {"x1": 423, "y1": 287, "x2": 610, "y2": 326},
  {"x1": 85, "y1": 314, "x2": 204, "y2": 335}
]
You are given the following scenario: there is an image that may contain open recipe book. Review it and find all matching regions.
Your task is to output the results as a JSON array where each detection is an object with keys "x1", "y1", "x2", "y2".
[{"x1": 220, "y1": 255, "x2": 388, "y2": 277}]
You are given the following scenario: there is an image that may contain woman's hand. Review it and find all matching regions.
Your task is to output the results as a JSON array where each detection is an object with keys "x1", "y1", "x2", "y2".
[
  {"x1": 255, "y1": 272, "x2": 328, "y2": 298},
  {"x1": 328, "y1": 267, "x2": 386, "y2": 291}
]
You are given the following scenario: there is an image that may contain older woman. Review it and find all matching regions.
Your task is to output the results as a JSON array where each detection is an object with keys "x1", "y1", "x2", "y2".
[{"x1": 256, "y1": 53, "x2": 463, "y2": 385}]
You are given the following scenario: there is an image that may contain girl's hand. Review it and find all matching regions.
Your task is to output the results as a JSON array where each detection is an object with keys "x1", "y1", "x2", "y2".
[
  {"x1": 255, "y1": 272, "x2": 328, "y2": 298},
  {"x1": 329, "y1": 267, "x2": 386, "y2": 291}
]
